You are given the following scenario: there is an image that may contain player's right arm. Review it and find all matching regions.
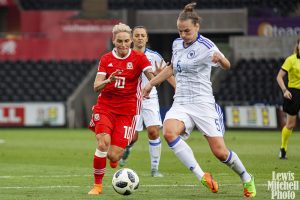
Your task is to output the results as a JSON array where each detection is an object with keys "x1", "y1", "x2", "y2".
[
  {"x1": 277, "y1": 69, "x2": 292, "y2": 100},
  {"x1": 94, "y1": 70, "x2": 122, "y2": 93},
  {"x1": 277, "y1": 56, "x2": 292, "y2": 100},
  {"x1": 155, "y1": 60, "x2": 176, "y2": 89}
]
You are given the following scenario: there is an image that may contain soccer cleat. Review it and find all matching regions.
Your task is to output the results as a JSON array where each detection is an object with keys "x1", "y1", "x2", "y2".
[
  {"x1": 243, "y1": 175, "x2": 256, "y2": 198},
  {"x1": 279, "y1": 148, "x2": 287, "y2": 159},
  {"x1": 110, "y1": 161, "x2": 118, "y2": 168},
  {"x1": 201, "y1": 172, "x2": 218, "y2": 193},
  {"x1": 88, "y1": 184, "x2": 102, "y2": 195},
  {"x1": 119, "y1": 145, "x2": 132, "y2": 167},
  {"x1": 151, "y1": 169, "x2": 164, "y2": 177},
  {"x1": 119, "y1": 158, "x2": 126, "y2": 167}
]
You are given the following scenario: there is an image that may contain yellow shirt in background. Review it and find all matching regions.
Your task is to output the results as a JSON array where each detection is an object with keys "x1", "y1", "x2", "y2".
[{"x1": 282, "y1": 54, "x2": 300, "y2": 89}]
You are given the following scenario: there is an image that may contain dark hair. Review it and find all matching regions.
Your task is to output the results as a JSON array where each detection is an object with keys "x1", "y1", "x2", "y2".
[
  {"x1": 178, "y1": 2, "x2": 201, "y2": 25},
  {"x1": 132, "y1": 26, "x2": 148, "y2": 36},
  {"x1": 294, "y1": 37, "x2": 300, "y2": 57}
]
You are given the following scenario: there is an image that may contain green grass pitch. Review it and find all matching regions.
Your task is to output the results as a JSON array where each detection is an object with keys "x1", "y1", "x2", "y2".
[{"x1": 0, "y1": 128, "x2": 299, "y2": 200}]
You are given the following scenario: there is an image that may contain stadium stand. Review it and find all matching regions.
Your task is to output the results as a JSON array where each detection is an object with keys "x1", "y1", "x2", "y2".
[
  {"x1": 19, "y1": 0, "x2": 82, "y2": 10},
  {"x1": 106, "y1": 0, "x2": 299, "y2": 16},
  {"x1": 18, "y1": 0, "x2": 299, "y2": 17},
  {"x1": 215, "y1": 58, "x2": 285, "y2": 105},
  {"x1": 0, "y1": 59, "x2": 96, "y2": 102}
]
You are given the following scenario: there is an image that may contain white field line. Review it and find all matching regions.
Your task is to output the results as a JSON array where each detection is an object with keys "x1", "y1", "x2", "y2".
[
  {"x1": 0, "y1": 139, "x2": 5, "y2": 144},
  {"x1": 0, "y1": 173, "x2": 268, "y2": 189},
  {"x1": 0, "y1": 183, "x2": 267, "y2": 189},
  {"x1": 0, "y1": 175, "x2": 91, "y2": 178},
  {"x1": 0, "y1": 172, "x2": 233, "y2": 179}
]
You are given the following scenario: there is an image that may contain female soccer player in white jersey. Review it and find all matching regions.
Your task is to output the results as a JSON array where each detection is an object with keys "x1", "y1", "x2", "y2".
[
  {"x1": 142, "y1": 2, "x2": 256, "y2": 198},
  {"x1": 120, "y1": 26, "x2": 175, "y2": 177}
]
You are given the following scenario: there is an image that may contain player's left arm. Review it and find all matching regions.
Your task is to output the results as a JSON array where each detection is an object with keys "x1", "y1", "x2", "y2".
[{"x1": 212, "y1": 51, "x2": 231, "y2": 70}]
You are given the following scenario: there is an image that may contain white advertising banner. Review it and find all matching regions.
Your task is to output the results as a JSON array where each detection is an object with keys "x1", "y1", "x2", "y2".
[
  {"x1": 225, "y1": 105, "x2": 277, "y2": 128},
  {"x1": 0, "y1": 102, "x2": 65, "y2": 126}
]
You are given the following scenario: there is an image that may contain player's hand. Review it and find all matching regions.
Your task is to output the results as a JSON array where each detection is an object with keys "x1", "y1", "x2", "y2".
[
  {"x1": 154, "y1": 60, "x2": 169, "y2": 76},
  {"x1": 142, "y1": 83, "x2": 153, "y2": 99},
  {"x1": 283, "y1": 90, "x2": 292, "y2": 100},
  {"x1": 107, "y1": 69, "x2": 123, "y2": 83},
  {"x1": 212, "y1": 52, "x2": 222, "y2": 63}
]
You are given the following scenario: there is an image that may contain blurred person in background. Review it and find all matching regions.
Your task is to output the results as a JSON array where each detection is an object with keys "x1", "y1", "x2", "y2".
[
  {"x1": 142, "y1": 2, "x2": 256, "y2": 198},
  {"x1": 87, "y1": 22, "x2": 154, "y2": 195},
  {"x1": 119, "y1": 26, "x2": 175, "y2": 177},
  {"x1": 276, "y1": 37, "x2": 300, "y2": 160}
]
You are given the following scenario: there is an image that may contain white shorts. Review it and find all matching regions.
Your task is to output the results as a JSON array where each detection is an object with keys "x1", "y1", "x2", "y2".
[
  {"x1": 164, "y1": 102, "x2": 225, "y2": 138},
  {"x1": 135, "y1": 98, "x2": 162, "y2": 132}
]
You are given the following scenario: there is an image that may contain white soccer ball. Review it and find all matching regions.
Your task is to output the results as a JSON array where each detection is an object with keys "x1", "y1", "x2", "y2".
[{"x1": 112, "y1": 168, "x2": 139, "y2": 195}]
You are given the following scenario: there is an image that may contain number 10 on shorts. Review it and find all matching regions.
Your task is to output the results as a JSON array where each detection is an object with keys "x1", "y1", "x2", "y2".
[{"x1": 123, "y1": 126, "x2": 133, "y2": 139}]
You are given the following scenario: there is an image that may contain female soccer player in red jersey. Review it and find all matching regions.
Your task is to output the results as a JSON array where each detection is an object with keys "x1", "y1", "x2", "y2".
[{"x1": 87, "y1": 23, "x2": 154, "y2": 195}]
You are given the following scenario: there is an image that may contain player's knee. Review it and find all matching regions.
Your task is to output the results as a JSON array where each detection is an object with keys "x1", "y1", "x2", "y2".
[
  {"x1": 96, "y1": 133, "x2": 110, "y2": 151},
  {"x1": 107, "y1": 152, "x2": 121, "y2": 162},
  {"x1": 107, "y1": 145, "x2": 124, "y2": 162},
  {"x1": 147, "y1": 126, "x2": 160, "y2": 139},
  {"x1": 213, "y1": 149, "x2": 228, "y2": 161},
  {"x1": 97, "y1": 143, "x2": 108, "y2": 152},
  {"x1": 163, "y1": 130, "x2": 177, "y2": 142},
  {"x1": 286, "y1": 116, "x2": 297, "y2": 129},
  {"x1": 286, "y1": 122, "x2": 296, "y2": 129}
]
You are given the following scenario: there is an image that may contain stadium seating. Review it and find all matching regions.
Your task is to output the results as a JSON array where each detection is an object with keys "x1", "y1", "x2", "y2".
[
  {"x1": 1, "y1": 58, "x2": 286, "y2": 105},
  {"x1": 0, "y1": 60, "x2": 96, "y2": 102},
  {"x1": 19, "y1": 0, "x2": 82, "y2": 10},
  {"x1": 215, "y1": 58, "x2": 285, "y2": 105},
  {"x1": 18, "y1": 0, "x2": 299, "y2": 16},
  {"x1": 107, "y1": 0, "x2": 299, "y2": 16}
]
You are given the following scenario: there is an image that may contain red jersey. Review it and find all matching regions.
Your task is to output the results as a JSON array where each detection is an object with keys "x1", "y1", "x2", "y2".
[{"x1": 93, "y1": 49, "x2": 152, "y2": 115}]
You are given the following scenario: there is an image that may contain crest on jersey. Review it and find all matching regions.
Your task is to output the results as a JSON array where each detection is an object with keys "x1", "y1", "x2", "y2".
[
  {"x1": 126, "y1": 62, "x2": 133, "y2": 69},
  {"x1": 187, "y1": 50, "x2": 196, "y2": 59},
  {"x1": 108, "y1": 63, "x2": 113, "y2": 67},
  {"x1": 94, "y1": 114, "x2": 100, "y2": 121}
]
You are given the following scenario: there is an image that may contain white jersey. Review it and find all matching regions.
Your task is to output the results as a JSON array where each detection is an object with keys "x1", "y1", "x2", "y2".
[
  {"x1": 141, "y1": 48, "x2": 165, "y2": 99},
  {"x1": 171, "y1": 34, "x2": 224, "y2": 104}
]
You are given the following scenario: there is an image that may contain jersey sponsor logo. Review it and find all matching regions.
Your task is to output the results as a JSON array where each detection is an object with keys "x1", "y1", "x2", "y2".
[
  {"x1": 187, "y1": 50, "x2": 196, "y2": 59},
  {"x1": 108, "y1": 63, "x2": 113, "y2": 67},
  {"x1": 126, "y1": 62, "x2": 133, "y2": 69}
]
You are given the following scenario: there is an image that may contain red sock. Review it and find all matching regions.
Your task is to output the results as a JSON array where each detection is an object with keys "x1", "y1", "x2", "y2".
[{"x1": 93, "y1": 155, "x2": 106, "y2": 184}]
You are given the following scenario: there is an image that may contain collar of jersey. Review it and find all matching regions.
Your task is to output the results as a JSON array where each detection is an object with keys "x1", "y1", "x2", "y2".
[
  {"x1": 182, "y1": 33, "x2": 201, "y2": 49},
  {"x1": 112, "y1": 48, "x2": 131, "y2": 59}
]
